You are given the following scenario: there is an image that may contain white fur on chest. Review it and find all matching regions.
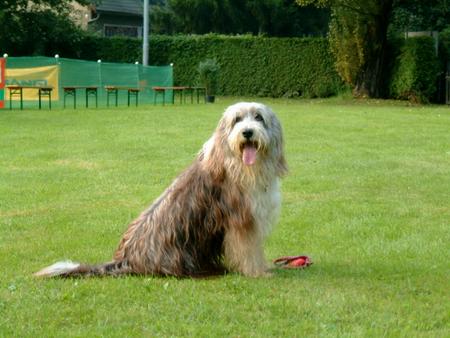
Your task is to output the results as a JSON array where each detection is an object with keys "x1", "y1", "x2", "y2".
[{"x1": 250, "y1": 178, "x2": 281, "y2": 237}]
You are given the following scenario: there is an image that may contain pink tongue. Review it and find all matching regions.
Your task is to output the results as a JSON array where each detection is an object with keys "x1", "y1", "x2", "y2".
[{"x1": 243, "y1": 144, "x2": 257, "y2": 165}]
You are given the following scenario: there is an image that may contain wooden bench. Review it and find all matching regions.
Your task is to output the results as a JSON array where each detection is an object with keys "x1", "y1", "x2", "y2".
[
  {"x1": 152, "y1": 86, "x2": 206, "y2": 105},
  {"x1": 189, "y1": 86, "x2": 207, "y2": 104},
  {"x1": 105, "y1": 86, "x2": 140, "y2": 107},
  {"x1": 63, "y1": 86, "x2": 98, "y2": 108},
  {"x1": 6, "y1": 85, "x2": 53, "y2": 110},
  {"x1": 152, "y1": 86, "x2": 186, "y2": 105}
]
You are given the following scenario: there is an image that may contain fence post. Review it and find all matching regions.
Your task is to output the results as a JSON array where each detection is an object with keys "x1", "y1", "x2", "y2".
[{"x1": 0, "y1": 57, "x2": 5, "y2": 109}]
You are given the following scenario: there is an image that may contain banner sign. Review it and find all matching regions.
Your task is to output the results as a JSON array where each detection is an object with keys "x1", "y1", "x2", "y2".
[
  {"x1": 6, "y1": 65, "x2": 59, "y2": 100},
  {"x1": 0, "y1": 58, "x2": 5, "y2": 108}
]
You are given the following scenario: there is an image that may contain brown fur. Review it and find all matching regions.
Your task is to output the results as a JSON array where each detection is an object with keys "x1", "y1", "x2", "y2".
[{"x1": 113, "y1": 159, "x2": 254, "y2": 276}]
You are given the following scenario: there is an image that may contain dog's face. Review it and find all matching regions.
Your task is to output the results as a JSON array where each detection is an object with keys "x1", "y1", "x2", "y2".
[{"x1": 220, "y1": 102, "x2": 287, "y2": 175}]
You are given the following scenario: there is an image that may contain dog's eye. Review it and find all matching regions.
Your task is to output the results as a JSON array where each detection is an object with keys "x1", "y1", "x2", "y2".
[
  {"x1": 233, "y1": 116, "x2": 242, "y2": 125},
  {"x1": 255, "y1": 113, "x2": 264, "y2": 123}
]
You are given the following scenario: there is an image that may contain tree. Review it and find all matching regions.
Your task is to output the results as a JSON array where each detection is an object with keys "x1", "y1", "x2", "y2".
[
  {"x1": 150, "y1": 0, "x2": 330, "y2": 37},
  {"x1": 296, "y1": 0, "x2": 450, "y2": 98},
  {"x1": 296, "y1": 0, "x2": 395, "y2": 98},
  {"x1": 0, "y1": 1, "x2": 90, "y2": 56},
  {"x1": 0, "y1": 0, "x2": 90, "y2": 12}
]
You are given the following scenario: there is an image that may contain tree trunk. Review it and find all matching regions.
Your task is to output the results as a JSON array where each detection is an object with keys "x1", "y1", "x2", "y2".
[{"x1": 353, "y1": 0, "x2": 394, "y2": 98}]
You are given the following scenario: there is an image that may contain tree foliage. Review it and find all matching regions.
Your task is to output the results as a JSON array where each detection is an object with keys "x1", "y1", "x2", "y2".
[
  {"x1": 391, "y1": 0, "x2": 450, "y2": 32},
  {"x1": 0, "y1": 1, "x2": 89, "y2": 56},
  {"x1": 297, "y1": 0, "x2": 395, "y2": 97},
  {"x1": 150, "y1": 0, "x2": 330, "y2": 37},
  {"x1": 0, "y1": 0, "x2": 90, "y2": 12},
  {"x1": 296, "y1": 0, "x2": 449, "y2": 98}
]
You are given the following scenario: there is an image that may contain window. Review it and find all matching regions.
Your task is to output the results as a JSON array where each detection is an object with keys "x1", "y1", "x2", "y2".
[{"x1": 104, "y1": 24, "x2": 142, "y2": 38}]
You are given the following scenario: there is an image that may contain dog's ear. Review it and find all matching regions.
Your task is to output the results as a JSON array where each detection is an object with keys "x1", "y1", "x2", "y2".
[
  {"x1": 277, "y1": 149, "x2": 288, "y2": 177},
  {"x1": 275, "y1": 136, "x2": 288, "y2": 177},
  {"x1": 209, "y1": 139, "x2": 226, "y2": 181},
  {"x1": 270, "y1": 113, "x2": 288, "y2": 177},
  {"x1": 200, "y1": 119, "x2": 227, "y2": 182}
]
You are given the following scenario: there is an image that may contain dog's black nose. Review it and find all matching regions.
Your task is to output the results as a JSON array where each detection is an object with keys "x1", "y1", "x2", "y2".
[{"x1": 243, "y1": 129, "x2": 253, "y2": 140}]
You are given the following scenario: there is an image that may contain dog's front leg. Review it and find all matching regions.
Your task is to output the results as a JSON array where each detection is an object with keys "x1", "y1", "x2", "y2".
[{"x1": 223, "y1": 227, "x2": 270, "y2": 277}]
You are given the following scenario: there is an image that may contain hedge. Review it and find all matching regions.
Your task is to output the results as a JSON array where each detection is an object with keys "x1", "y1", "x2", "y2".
[
  {"x1": 150, "y1": 35, "x2": 342, "y2": 97},
  {"x1": 389, "y1": 36, "x2": 440, "y2": 103},
  {"x1": 73, "y1": 34, "x2": 445, "y2": 101},
  {"x1": 6, "y1": 29, "x2": 446, "y2": 100},
  {"x1": 76, "y1": 35, "x2": 142, "y2": 63},
  {"x1": 76, "y1": 34, "x2": 342, "y2": 98}
]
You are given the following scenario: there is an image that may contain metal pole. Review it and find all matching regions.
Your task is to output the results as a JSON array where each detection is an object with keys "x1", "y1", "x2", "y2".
[{"x1": 143, "y1": 0, "x2": 149, "y2": 66}]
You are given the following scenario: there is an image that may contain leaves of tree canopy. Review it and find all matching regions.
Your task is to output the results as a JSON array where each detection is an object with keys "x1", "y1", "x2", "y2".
[
  {"x1": 150, "y1": 0, "x2": 330, "y2": 37},
  {"x1": 296, "y1": 0, "x2": 449, "y2": 97}
]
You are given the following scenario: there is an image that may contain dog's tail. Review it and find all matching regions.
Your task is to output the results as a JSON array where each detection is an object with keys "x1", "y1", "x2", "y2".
[{"x1": 34, "y1": 260, "x2": 132, "y2": 278}]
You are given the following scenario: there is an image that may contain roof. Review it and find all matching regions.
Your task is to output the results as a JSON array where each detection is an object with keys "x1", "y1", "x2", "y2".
[{"x1": 95, "y1": 0, "x2": 143, "y2": 16}]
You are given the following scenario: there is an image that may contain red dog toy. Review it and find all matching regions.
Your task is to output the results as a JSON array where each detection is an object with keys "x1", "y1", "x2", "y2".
[{"x1": 273, "y1": 255, "x2": 313, "y2": 269}]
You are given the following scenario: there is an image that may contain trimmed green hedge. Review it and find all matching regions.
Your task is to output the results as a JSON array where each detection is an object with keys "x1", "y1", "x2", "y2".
[
  {"x1": 149, "y1": 35, "x2": 342, "y2": 97},
  {"x1": 76, "y1": 34, "x2": 342, "y2": 98},
  {"x1": 389, "y1": 36, "x2": 440, "y2": 103},
  {"x1": 77, "y1": 35, "x2": 142, "y2": 63},
  {"x1": 7, "y1": 29, "x2": 446, "y2": 100}
]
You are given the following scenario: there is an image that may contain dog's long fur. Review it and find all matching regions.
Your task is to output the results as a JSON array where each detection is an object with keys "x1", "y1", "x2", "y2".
[{"x1": 35, "y1": 102, "x2": 287, "y2": 278}]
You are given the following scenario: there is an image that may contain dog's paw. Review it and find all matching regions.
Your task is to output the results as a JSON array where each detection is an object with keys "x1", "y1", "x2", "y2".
[
  {"x1": 260, "y1": 270, "x2": 274, "y2": 278},
  {"x1": 243, "y1": 268, "x2": 273, "y2": 278}
]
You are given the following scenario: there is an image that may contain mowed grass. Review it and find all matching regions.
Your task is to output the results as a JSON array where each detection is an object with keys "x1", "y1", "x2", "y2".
[{"x1": 0, "y1": 97, "x2": 449, "y2": 337}]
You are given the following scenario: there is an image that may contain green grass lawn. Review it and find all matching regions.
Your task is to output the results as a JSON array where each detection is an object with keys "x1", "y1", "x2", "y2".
[{"x1": 0, "y1": 97, "x2": 449, "y2": 336}]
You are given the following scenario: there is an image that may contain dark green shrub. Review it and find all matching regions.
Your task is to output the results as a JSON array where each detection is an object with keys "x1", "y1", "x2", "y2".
[
  {"x1": 390, "y1": 36, "x2": 440, "y2": 103},
  {"x1": 197, "y1": 58, "x2": 220, "y2": 96}
]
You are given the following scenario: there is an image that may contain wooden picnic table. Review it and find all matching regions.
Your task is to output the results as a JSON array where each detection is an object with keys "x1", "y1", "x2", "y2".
[
  {"x1": 105, "y1": 86, "x2": 140, "y2": 107},
  {"x1": 6, "y1": 85, "x2": 53, "y2": 110},
  {"x1": 63, "y1": 86, "x2": 98, "y2": 108}
]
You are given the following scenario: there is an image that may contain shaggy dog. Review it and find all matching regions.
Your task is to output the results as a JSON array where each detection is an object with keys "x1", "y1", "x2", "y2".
[{"x1": 35, "y1": 102, "x2": 287, "y2": 278}]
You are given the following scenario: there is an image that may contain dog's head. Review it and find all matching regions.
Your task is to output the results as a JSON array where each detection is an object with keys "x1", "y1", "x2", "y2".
[{"x1": 203, "y1": 102, "x2": 287, "y2": 178}]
